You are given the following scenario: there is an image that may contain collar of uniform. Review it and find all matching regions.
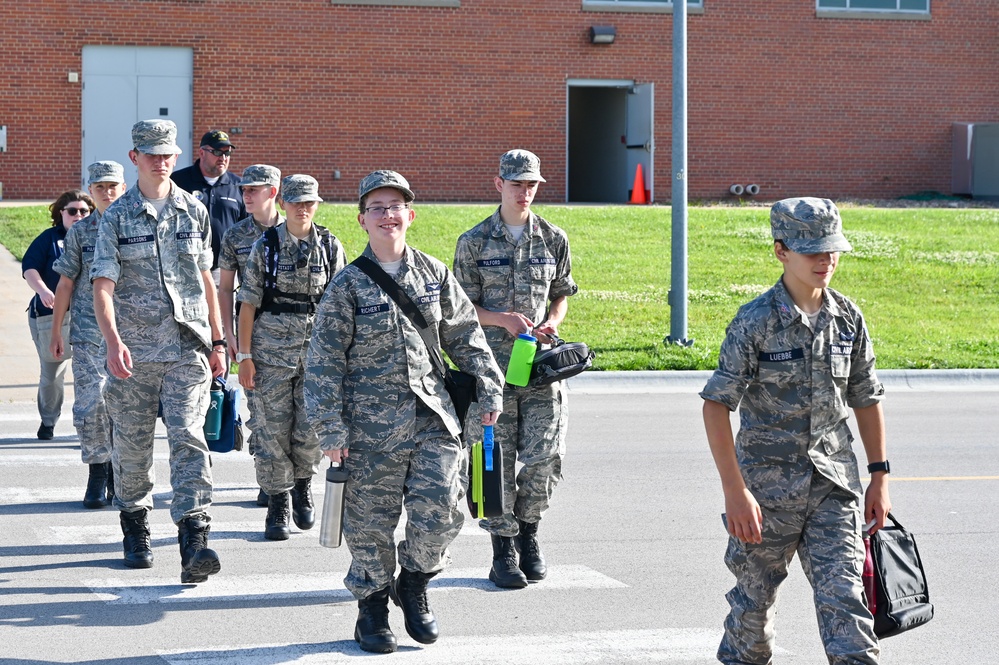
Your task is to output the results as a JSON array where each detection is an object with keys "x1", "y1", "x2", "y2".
[
  {"x1": 772, "y1": 278, "x2": 844, "y2": 327},
  {"x1": 487, "y1": 206, "x2": 538, "y2": 241},
  {"x1": 254, "y1": 213, "x2": 284, "y2": 234},
  {"x1": 361, "y1": 242, "x2": 413, "y2": 269}
]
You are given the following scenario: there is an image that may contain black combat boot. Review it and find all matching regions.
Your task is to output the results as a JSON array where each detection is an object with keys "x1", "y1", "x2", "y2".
[
  {"x1": 489, "y1": 535, "x2": 528, "y2": 589},
  {"x1": 516, "y1": 519, "x2": 548, "y2": 581},
  {"x1": 390, "y1": 568, "x2": 440, "y2": 644},
  {"x1": 289, "y1": 476, "x2": 315, "y2": 530},
  {"x1": 177, "y1": 514, "x2": 221, "y2": 584},
  {"x1": 120, "y1": 509, "x2": 153, "y2": 569},
  {"x1": 264, "y1": 491, "x2": 291, "y2": 540},
  {"x1": 256, "y1": 488, "x2": 269, "y2": 507},
  {"x1": 354, "y1": 587, "x2": 398, "y2": 653},
  {"x1": 105, "y1": 461, "x2": 115, "y2": 503},
  {"x1": 83, "y1": 463, "x2": 110, "y2": 509}
]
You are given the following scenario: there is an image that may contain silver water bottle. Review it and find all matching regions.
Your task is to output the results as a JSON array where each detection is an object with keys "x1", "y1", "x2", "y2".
[{"x1": 319, "y1": 462, "x2": 349, "y2": 548}]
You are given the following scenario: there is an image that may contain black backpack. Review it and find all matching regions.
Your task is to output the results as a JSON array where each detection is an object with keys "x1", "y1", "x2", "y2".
[{"x1": 256, "y1": 224, "x2": 337, "y2": 318}]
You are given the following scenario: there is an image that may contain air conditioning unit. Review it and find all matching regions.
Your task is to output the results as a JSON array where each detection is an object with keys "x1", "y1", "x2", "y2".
[{"x1": 952, "y1": 122, "x2": 999, "y2": 200}]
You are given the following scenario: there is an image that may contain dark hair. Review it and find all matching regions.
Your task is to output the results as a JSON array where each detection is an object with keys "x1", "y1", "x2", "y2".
[
  {"x1": 48, "y1": 190, "x2": 96, "y2": 226},
  {"x1": 775, "y1": 239, "x2": 789, "y2": 251}
]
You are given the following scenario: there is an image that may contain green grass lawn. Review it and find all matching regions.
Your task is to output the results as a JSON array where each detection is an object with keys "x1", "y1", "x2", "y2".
[{"x1": 3, "y1": 203, "x2": 997, "y2": 370}]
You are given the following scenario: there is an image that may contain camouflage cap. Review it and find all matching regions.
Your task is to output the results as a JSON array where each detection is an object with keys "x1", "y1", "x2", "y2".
[
  {"x1": 771, "y1": 197, "x2": 853, "y2": 254},
  {"x1": 240, "y1": 164, "x2": 281, "y2": 188},
  {"x1": 87, "y1": 160, "x2": 125, "y2": 185},
  {"x1": 499, "y1": 149, "x2": 546, "y2": 182},
  {"x1": 131, "y1": 119, "x2": 182, "y2": 155},
  {"x1": 281, "y1": 174, "x2": 323, "y2": 203},
  {"x1": 358, "y1": 170, "x2": 415, "y2": 202}
]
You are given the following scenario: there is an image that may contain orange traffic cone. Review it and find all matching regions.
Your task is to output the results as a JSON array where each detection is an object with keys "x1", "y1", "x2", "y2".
[{"x1": 629, "y1": 164, "x2": 647, "y2": 204}]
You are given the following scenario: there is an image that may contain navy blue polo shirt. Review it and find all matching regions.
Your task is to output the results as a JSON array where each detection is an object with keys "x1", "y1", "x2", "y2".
[{"x1": 22, "y1": 225, "x2": 67, "y2": 318}]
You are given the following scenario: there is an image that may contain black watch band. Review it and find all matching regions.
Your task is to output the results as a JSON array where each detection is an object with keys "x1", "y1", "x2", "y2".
[
  {"x1": 211, "y1": 339, "x2": 227, "y2": 348},
  {"x1": 867, "y1": 461, "x2": 890, "y2": 474}
]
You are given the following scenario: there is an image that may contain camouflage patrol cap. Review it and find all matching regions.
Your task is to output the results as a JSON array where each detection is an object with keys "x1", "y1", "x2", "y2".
[
  {"x1": 771, "y1": 197, "x2": 852, "y2": 254},
  {"x1": 358, "y1": 170, "x2": 415, "y2": 202},
  {"x1": 499, "y1": 149, "x2": 546, "y2": 182},
  {"x1": 281, "y1": 174, "x2": 323, "y2": 203},
  {"x1": 240, "y1": 164, "x2": 281, "y2": 188},
  {"x1": 87, "y1": 160, "x2": 125, "y2": 185},
  {"x1": 131, "y1": 119, "x2": 182, "y2": 155}
]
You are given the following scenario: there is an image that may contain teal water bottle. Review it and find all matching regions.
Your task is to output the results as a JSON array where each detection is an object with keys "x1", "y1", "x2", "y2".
[
  {"x1": 204, "y1": 378, "x2": 224, "y2": 441},
  {"x1": 505, "y1": 333, "x2": 537, "y2": 386}
]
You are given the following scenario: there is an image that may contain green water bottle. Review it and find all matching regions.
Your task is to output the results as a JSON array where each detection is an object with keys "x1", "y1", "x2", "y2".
[
  {"x1": 204, "y1": 378, "x2": 224, "y2": 442},
  {"x1": 505, "y1": 333, "x2": 537, "y2": 386}
]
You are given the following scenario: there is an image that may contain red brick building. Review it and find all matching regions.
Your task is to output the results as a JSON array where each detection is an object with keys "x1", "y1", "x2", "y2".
[{"x1": 1, "y1": 0, "x2": 996, "y2": 203}]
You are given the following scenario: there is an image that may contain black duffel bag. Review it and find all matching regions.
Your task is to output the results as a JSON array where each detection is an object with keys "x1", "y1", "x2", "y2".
[{"x1": 529, "y1": 334, "x2": 594, "y2": 387}]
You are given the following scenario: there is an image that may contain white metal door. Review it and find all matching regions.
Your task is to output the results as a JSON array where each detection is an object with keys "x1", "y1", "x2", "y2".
[
  {"x1": 82, "y1": 46, "x2": 193, "y2": 187},
  {"x1": 625, "y1": 83, "x2": 654, "y2": 202}
]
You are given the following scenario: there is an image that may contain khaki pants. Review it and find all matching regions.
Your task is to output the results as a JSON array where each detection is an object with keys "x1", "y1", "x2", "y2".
[{"x1": 28, "y1": 313, "x2": 72, "y2": 428}]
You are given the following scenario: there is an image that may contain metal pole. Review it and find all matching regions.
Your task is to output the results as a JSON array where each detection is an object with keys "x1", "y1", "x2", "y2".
[{"x1": 666, "y1": 0, "x2": 693, "y2": 346}]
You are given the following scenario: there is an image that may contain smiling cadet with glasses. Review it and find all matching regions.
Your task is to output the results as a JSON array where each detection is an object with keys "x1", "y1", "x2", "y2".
[
  {"x1": 236, "y1": 174, "x2": 346, "y2": 541},
  {"x1": 171, "y1": 130, "x2": 246, "y2": 283},
  {"x1": 304, "y1": 170, "x2": 504, "y2": 654},
  {"x1": 22, "y1": 188, "x2": 97, "y2": 441}
]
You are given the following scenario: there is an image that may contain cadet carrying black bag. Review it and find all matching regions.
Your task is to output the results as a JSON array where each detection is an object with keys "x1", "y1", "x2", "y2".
[
  {"x1": 351, "y1": 256, "x2": 478, "y2": 429},
  {"x1": 869, "y1": 512, "x2": 934, "y2": 638},
  {"x1": 529, "y1": 334, "x2": 594, "y2": 387}
]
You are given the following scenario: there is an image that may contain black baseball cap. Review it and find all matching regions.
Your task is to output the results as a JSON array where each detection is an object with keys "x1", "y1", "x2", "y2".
[{"x1": 200, "y1": 130, "x2": 234, "y2": 150}]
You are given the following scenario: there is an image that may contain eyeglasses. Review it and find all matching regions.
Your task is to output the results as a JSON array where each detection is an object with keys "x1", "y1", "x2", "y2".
[
  {"x1": 364, "y1": 204, "x2": 409, "y2": 217},
  {"x1": 63, "y1": 207, "x2": 90, "y2": 216},
  {"x1": 202, "y1": 147, "x2": 233, "y2": 158}
]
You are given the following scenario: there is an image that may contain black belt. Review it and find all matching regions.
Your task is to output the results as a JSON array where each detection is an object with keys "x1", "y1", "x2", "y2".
[{"x1": 262, "y1": 302, "x2": 316, "y2": 315}]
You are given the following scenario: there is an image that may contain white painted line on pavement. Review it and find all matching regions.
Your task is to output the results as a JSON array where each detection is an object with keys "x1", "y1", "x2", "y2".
[
  {"x1": 37, "y1": 521, "x2": 320, "y2": 546},
  {"x1": 82, "y1": 565, "x2": 627, "y2": 605},
  {"x1": 36, "y1": 516, "x2": 487, "y2": 546},
  {"x1": 0, "y1": 451, "x2": 251, "y2": 467},
  {"x1": 0, "y1": 482, "x2": 260, "y2": 505},
  {"x1": 159, "y1": 627, "x2": 764, "y2": 664}
]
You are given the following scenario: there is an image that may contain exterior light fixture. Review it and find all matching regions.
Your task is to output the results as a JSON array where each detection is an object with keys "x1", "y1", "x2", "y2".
[{"x1": 589, "y1": 26, "x2": 616, "y2": 45}]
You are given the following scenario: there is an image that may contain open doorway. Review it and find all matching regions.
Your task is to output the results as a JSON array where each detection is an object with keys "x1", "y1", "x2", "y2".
[{"x1": 567, "y1": 79, "x2": 654, "y2": 203}]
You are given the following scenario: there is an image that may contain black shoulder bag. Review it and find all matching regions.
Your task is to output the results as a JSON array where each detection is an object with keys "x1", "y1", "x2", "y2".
[
  {"x1": 351, "y1": 256, "x2": 478, "y2": 430},
  {"x1": 869, "y1": 512, "x2": 935, "y2": 638},
  {"x1": 529, "y1": 333, "x2": 594, "y2": 387}
]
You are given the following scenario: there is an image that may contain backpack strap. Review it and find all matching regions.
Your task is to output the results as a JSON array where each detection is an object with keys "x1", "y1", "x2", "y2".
[
  {"x1": 315, "y1": 224, "x2": 336, "y2": 290},
  {"x1": 255, "y1": 226, "x2": 281, "y2": 320}
]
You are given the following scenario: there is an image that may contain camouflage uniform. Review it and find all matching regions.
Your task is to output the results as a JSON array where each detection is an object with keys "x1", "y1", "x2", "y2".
[
  {"x1": 304, "y1": 244, "x2": 504, "y2": 599},
  {"x1": 219, "y1": 167, "x2": 285, "y2": 460},
  {"x1": 91, "y1": 182, "x2": 216, "y2": 524},
  {"x1": 53, "y1": 209, "x2": 112, "y2": 464},
  {"x1": 700, "y1": 198, "x2": 883, "y2": 665},
  {"x1": 237, "y1": 221, "x2": 345, "y2": 494},
  {"x1": 453, "y1": 207, "x2": 577, "y2": 535}
]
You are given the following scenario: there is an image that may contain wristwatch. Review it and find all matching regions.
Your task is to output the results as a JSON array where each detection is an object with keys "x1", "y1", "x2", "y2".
[
  {"x1": 236, "y1": 352, "x2": 253, "y2": 363},
  {"x1": 867, "y1": 461, "x2": 891, "y2": 474}
]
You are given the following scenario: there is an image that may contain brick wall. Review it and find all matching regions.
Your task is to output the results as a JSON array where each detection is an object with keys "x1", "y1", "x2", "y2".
[{"x1": 1, "y1": 0, "x2": 996, "y2": 202}]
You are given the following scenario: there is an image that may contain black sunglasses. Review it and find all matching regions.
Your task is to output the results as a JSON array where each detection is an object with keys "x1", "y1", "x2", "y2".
[{"x1": 202, "y1": 147, "x2": 233, "y2": 158}]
